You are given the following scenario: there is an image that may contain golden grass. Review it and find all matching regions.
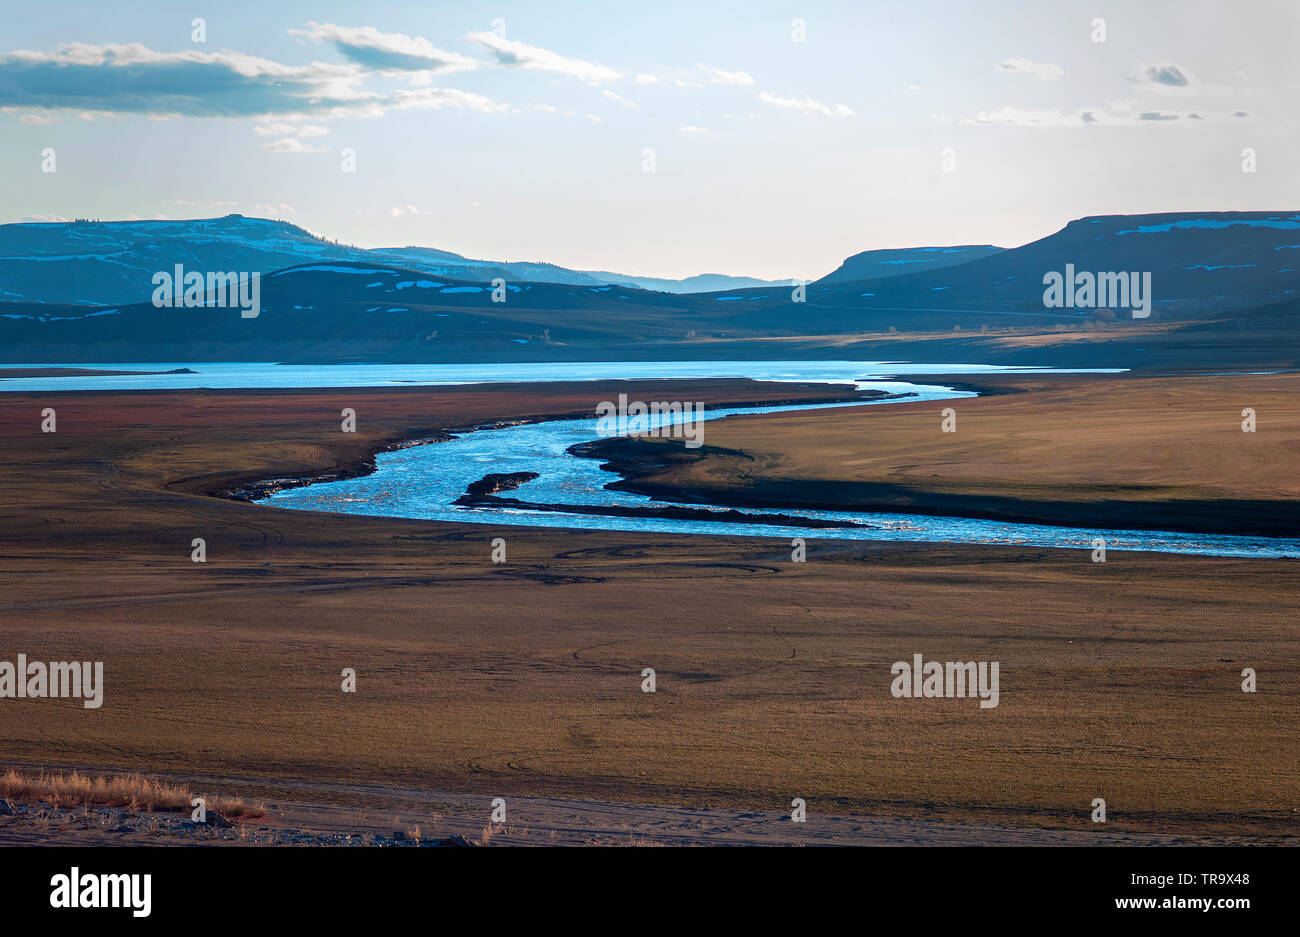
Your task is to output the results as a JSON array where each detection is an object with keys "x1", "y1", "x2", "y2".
[
  {"x1": 683, "y1": 372, "x2": 1300, "y2": 501},
  {"x1": 0, "y1": 379, "x2": 1296, "y2": 839},
  {"x1": 606, "y1": 371, "x2": 1300, "y2": 534},
  {"x1": 0, "y1": 768, "x2": 264, "y2": 818}
]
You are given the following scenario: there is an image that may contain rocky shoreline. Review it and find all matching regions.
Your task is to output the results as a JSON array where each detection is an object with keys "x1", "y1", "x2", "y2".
[
  {"x1": 0, "y1": 798, "x2": 474, "y2": 847},
  {"x1": 217, "y1": 431, "x2": 456, "y2": 501}
]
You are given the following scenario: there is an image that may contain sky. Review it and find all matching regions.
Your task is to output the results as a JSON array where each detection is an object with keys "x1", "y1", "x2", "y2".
[{"x1": 0, "y1": 0, "x2": 1296, "y2": 280}]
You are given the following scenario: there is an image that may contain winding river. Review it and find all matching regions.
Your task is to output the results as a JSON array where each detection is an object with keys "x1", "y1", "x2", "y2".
[
  {"x1": 236, "y1": 362, "x2": 1300, "y2": 559},
  {"x1": 4, "y1": 359, "x2": 1293, "y2": 556}
]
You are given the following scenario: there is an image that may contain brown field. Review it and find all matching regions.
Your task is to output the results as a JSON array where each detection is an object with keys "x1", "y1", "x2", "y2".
[
  {"x1": 596, "y1": 371, "x2": 1300, "y2": 535},
  {"x1": 0, "y1": 375, "x2": 1296, "y2": 843}
]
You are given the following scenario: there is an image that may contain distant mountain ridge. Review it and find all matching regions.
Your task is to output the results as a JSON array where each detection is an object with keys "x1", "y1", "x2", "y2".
[
  {"x1": 0, "y1": 259, "x2": 711, "y2": 361},
  {"x1": 792, "y1": 211, "x2": 1300, "y2": 320},
  {"x1": 2, "y1": 210, "x2": 1297, "y2": 364},
  {"x1": 816, "y1": 245, "x2": 1005, "y2": 283},
  {"x1": 584, "y1": 271, "x2": 785, "y2": 293},
  {"x1": 0, "y1": 215, "x2": 786, "y2": 305}
]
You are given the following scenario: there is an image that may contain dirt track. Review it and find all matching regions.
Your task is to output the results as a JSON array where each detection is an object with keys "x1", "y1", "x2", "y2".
[{"x1": 7, "y1": 777, "x2": 1282, "y2": 846}]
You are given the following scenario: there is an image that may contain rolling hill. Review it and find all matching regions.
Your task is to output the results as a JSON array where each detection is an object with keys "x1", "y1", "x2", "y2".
[
  {"x1": 1, "y1": 211, "x2": 1297, "y2": 366},
  {"x1": 816, "y1": 245, "x2": 1005, "y2": 283},
  {"x1": 791, "y1": 212, "x2": 1300, "y2": 320},
  {"x1": 0, "y1": 215, "x2": 780, "y2": 306},
  {"x1": 0, "y1": 260, "x2": 714, "y2": 362}
]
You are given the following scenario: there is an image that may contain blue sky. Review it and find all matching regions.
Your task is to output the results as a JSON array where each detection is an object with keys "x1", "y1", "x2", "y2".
[{"x1": 1, "y1": 0, "x2": 1295, "y2": 279}]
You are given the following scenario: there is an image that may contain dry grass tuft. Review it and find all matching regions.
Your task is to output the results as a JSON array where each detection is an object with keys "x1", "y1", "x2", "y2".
[{"x1": 0, "y1": 768, "x2": 265, "y2": 818}]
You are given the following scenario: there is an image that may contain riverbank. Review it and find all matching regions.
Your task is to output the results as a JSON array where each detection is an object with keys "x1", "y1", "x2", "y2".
[
  {"x1": 576, "y1": 371, "x2": 1300, "y2": 537},
  {"x1": 0, "y1": 367, "x2": 197, "y2": 379}
]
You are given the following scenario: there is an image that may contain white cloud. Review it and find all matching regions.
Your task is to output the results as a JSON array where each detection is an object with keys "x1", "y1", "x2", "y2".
[
  {"x1": 0, "y1": 41, "x2": 507, "y2": 121},
  {"x1": 1134, "y1": 62, "x2": 1191, "y2": 89},
  {"x1": 389, "y1": 204, "x2": 420, "y2": 218},
  {"x1": 966, "y1": 106, "x2": 1083, "y2": 127},
  {"x1": 964, "y1": 104, "x2": 1249, "y2": 127},
  {"x1": 261, "y1": 137, "x2": 328, "y2": 153},
  {"x1": 292, "y1": 22, "x2": 481, "y2": 75},
  {"x1": 699, "y1": 65, "x2": 754, "y2": 86},
  {"x1": 254, "y1": 122, "x2": 329, "y2": 137},
  {"x1": 388, "y1": 87, "x2": 510, "y2": 114},
  {"x1": 1131, "y1": 62, "x2": 1231, "y2": 97},
  {"x1": 679, "y1": 125, "x2": 710, "y2": 134},
  {"x1": 468, "y1": 32, "x2": 620, "y2": 83},
  {"x1": 602, "y1": 89, "x2": 638, "y2": 110},
  {"x1": 0, "y1": 42, "x2": 369, "y2": 118},
  {"x1": 635, "y1": 73, "x2": 661, "y2": 85},
  {"x1": 757, "y1": 91, "x2": 854, "y2": 117},
  {"x1": 996, "y1": 58, "x2": 1064, "y2": 80}
]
